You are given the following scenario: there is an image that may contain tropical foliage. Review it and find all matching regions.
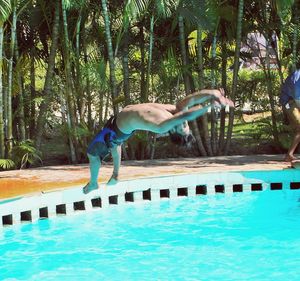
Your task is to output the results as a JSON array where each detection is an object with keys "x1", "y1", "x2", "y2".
[{"x1": 0, "y1": 0, "x2": 299, "y2": 169}]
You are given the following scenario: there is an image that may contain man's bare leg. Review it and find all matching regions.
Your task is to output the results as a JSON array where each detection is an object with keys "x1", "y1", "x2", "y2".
[
  {"x1": 285, "y1": 131, "x2": 300, "y2": 162},
  {"x1": 83, "y1": 153, "x2": 101, "y2": 194}
]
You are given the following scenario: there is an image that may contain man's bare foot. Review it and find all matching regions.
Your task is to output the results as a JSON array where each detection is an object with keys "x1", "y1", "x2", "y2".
[
  {"x1": 107, "y1": 175, "x2": 118, "y2": 186},
  {"x1": 284, "y1": 154, "x2": 296, "y2": 162},
  {"x1": 83, "y1": 182, "x2": 99, "y2": 194}
]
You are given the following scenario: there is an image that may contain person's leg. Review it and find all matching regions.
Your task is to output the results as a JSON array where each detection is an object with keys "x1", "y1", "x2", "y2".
[
  {"x1": 284, "y1": 104, "x2": 300, "y2": 162},
  {"x1": 83, "y1": 153, "x2": 101, "y2": 194},
  {"x1": 285, "y1": 131, "x2": 300, "y2": 161},
  {"x1": 158, "y1": 104, "x2": 212, "y2": 133}
]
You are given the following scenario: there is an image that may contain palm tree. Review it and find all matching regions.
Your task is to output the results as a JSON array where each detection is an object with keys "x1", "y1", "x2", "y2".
[
  {"x1": 196, "y1": 26, "x2": 213, "y2": 156},
  {"x1": 7, "y1": 0, "x2": 17, "y2": 154},
  {"x1": 29, "y1": 44, "x2": 36, "y2": 139},
  {"x1": 61, "y1": 0, "x2": 78, "y2": 163},
  {"x1": 178, "y1": 13, "x2": 207, "y2": 156},
  {"x1": 144, "y1": 0, "x2": 178, "y2": 101},
  {"x1": 0, "y1": 24, "x2": 4, "y2": 158},
  {"x1": 15, "y1": 37, "x2": 26, "y2": 141},
  {"x1": 210, "y1": 29, "x2": 218, "y2": 155},
  {"x1": 292, "y1": 2, "x2": 299, "y2": 71},
  {"x1": 224, "y1": 0, "x2": 244, "y2": 154},
  {"x1": 0, "y1": 0, "x2": 11, "y2": 158},
  {"x1": 101, "y1": 0, "x2": 118, "y2": 114},
  {"x1": 35, "y1": 0, "x2": 60, "y2": 149},
  {"x1": 144, "y1": 14, "x2": 154, "y2": 102},
  {"x1": 178, "y1": 0, "x2": 220, "y2": 156}
]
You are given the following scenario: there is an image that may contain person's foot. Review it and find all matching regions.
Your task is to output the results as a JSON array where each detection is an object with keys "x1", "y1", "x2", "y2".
[
  {"x1": 83, "y1": 182, "x2": 99, "y2": 194},
  {"x1": 107, "y1": 175, "x2": 118, "y2": 186},
  {"x1": 284, "y1": 154, "x2": 297, "y2": 162}
]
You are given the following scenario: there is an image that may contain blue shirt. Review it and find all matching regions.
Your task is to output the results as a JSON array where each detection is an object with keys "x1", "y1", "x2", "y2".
[{"x1": 280, "y1": 69, "x2": 300, "y2": 106}]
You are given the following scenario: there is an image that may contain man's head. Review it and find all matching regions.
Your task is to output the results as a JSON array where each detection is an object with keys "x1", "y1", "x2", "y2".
[
  {"x1": 169, "y1": 122, "x2": 195, "y2": 148},
  {"x1": 172, "y1": 121, "x2": 190, "y2": 135}
]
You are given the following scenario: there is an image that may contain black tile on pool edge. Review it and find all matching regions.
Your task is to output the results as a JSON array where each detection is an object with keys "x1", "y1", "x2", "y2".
[
  {"x1": 270, "y1": 183, "x2": 282, "y2": 190},
  {"x1": 215, "y1": 185, "x2": 225, "y2": 193},
  {"x1": 290, "y1": 182, "x2": 300, "y2": 189},
  {"x1": 178, "y1": 187, "x2": 188, "y2": 196},
  {"x1": 160, "y1": 189, "x2": 170, "y2": 198},
  {"x1": 143, "y1": 189, "x2": 151, "y2": 200},
  {"x1": 196, "y1": 185, "x2": 207, "y2": 195},
  {"x1": 251, "y1": 183, "x2": 263, "y2": 191},
  {"x1": 233, "y1": 184, "x2": 243, "y2": 192}
]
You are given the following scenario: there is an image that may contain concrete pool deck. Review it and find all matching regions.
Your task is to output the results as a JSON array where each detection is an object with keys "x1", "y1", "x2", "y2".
[{"x1": 0, "y1": 154, "x2": 293, "y2": 200}]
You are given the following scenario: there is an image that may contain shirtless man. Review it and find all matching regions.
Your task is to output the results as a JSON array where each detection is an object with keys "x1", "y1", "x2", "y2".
[{"x1": 83, "y1": 88, "x2": 234, "y2": 194}]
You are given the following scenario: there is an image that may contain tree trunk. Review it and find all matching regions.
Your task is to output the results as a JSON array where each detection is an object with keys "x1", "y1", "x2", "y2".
[
  {"x1": 150, "y1": 133, "x2": 156, "y2": 160},
  {"x1": 15, "y1": 39, "x2": 26, "y2": 141},
  {"x1": 197, "y1": 25, "x2": 212, "y2": 156},
  {"x1": 197, "y1": 26, "x2": 204, "y2": 89},
  {"x1": 75, "y1": 12, "x2": 84, "y2": 122},
  {"x1": 178, "y1": 15, "x2": 191, "y2": 94},
  {"x1": 292, "y1": 1, "x2": 299, "y2": 72},
  {"x1": 61, "y1": 0, "x2": 77, "y2": 163},
  {"x1": 83, "y1": 28, "x2": 92, "y2": 130},
  {"x1": 218, "y1": 38, "x2": 228, "y2": 155},
  {"x1": 0, "y1": 26, "x2": 4, "y2": 158},
  {"x1": 224, "y1": 0, "x2": 244, "y2": 155},
  {"x1": 7, "y1": 3, "x2": 17, "y2": 153},
  {"x1": 265, "y1": 37, "x2": 279, "y2": 144},
  {"x1": 139, "y1": 21, "x2": 146, "y2": 103},
  {"x1": 101, "y1": 0, "x2": 118, "y2": 114},
  {"x1": 210, "y1": 32, "x2": 218, "y2": 155},
  {"x1": 178, "y1": 14, "x2": 206, "y2": 156},
  {"x1": 122, "y1": 27, "x2": 130, "y2": 106},
  {"x1": 59, "y1": 89, "x2": 76, "y2": 164},
  {"x1": 29, "y1": 46, "x2": 36, "y2": 139},
  {"x1": 145, "y1": 15, "x2": 154, "y2": 102},
  {"x1": 35, "y1": 0, "x2": 60, "y2": 149}
]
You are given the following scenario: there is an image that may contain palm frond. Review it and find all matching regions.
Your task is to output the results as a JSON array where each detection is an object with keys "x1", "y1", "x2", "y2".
[
  {"x1": 275, "y1": 0, "x2": 294, "y2": 21},
  {"x1": 11, "y1": 140, "x2": 42, "y2": 169},
  {"x1": 155, "y1": 0, "x2": 178, "y2": 18},
  {"x1": 62, "y1": 0, "x2": 72, "y2": 10},
  {"x1": 0, "y1": 159, "x2": 15, "y2": 169},
  {"x1": 0, "y1": 0, "x2": 11, "y2": 25},
  {"x1": 178, "y1": 0, "x2": 217, "y2": 31},
  {"x1": 125, "y1": 0, "x2": 150, "y2": 21}
]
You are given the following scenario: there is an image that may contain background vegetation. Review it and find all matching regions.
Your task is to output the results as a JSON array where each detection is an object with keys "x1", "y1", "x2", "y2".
[{"x1": 0, "y1": 0, "x2": 299, "y2": 169}]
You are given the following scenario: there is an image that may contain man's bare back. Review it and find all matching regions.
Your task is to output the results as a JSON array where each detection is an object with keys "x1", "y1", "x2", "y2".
[{"x1": 116, "y1": 103, "x2": 177, "y2": 134}]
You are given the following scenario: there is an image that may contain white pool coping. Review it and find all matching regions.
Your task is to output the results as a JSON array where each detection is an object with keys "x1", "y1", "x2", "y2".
[{"x1": 1, "y1": 169, "x2": 300, "y2": 228}]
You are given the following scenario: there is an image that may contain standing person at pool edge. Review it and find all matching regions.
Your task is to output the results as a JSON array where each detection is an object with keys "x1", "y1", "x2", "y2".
[
  {"x1": 83, "y1": 88, "x2": 234, "y2": 194},
  {"x1": 280, "y1": 67, "x2": 300, "y2": 162}
]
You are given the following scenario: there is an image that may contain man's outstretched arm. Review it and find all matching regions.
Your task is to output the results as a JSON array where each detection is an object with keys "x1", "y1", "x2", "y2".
[
  {"x1": 176, "y1": 89, "x2": 234, "y2": 111},
  {"x1": 107, "y1": 145, "x2": 122, "y2": 185}
]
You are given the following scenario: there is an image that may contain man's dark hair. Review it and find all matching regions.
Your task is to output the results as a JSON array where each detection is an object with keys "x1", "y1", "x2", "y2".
[{"x1": 169, "y1": 132, "x2": 195, "y2": 148}]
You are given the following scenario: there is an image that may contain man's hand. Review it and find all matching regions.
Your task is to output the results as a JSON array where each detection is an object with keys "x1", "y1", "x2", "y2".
[
  {"x1": 107, "y1": 174, "x2": 118, "y2": 185},
  {"x1": 83, "y1": 182, "x2": 99, "y2": 194}
]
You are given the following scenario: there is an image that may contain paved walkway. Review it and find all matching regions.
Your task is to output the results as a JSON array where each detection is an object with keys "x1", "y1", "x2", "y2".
[{"x1": 0, "y1": 154, "x2": 291, "y2": 199}]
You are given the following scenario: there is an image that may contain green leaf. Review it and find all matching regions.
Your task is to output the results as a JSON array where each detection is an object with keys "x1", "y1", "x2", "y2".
[
  {"x1": 0, "y1": 159, "x2": 15, "y2": 169},
  {"x1": 0, "y1": 0, "x2": 11, "y2": 25}
]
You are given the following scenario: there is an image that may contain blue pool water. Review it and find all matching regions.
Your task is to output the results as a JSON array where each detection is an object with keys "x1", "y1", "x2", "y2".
[{"x1": 1, "y1": 189, "x2": 300, "y2": 281}]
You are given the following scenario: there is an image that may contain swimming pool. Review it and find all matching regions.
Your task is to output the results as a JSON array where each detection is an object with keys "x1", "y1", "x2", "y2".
[
  {"x1": 1, "y1": 169, "x2": 300, "y2": 280},
  {"x1": 1, "y1": 188, "x2": 300, "y2": 280}
]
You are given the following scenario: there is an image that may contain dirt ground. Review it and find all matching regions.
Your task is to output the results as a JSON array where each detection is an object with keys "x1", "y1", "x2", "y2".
[{"x1": 0, "y1": 154, "x2": 291, "y2": 200}]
